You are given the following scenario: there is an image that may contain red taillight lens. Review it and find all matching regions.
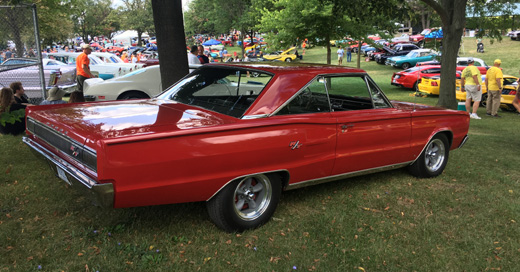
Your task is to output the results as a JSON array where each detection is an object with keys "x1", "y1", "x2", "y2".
[{"x1": 431, "y1": 82, "x2": 438, "y2": 86}]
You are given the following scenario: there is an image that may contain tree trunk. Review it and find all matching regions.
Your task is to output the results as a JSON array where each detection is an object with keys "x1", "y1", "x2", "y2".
[
  {"x1": 151, "y1": 0, "x2": 189, "y2": 90},
  {"x1": 356, "y1": 40, "x2": 361, "y2": 68},
  {"x1": 434, "y1": 0, "x2": 467, "y2": 109},
  {"x1": 326, "y1": 33, "x2": 331, "y2": 65}
]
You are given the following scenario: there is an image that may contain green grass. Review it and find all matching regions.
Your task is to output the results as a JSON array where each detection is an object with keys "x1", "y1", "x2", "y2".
[{"x1": 1, "y1": 37, "x2": 520, "y2": 271}]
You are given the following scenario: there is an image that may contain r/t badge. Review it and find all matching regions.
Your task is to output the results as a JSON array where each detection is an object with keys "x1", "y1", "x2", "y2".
[{"x1": 289, "y1": 141, "x2": 302, "y2": 150}]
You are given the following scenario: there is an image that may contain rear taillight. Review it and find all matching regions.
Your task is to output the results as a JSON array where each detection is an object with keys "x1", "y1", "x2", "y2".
[{"x1": 431, "y1": 81, "x2": 438, "y2": 86}]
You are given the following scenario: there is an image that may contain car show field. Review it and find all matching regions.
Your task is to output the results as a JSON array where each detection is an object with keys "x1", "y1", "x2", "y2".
[{"x1": 1, "y1": 37, "x2": 520, "y2": 271}]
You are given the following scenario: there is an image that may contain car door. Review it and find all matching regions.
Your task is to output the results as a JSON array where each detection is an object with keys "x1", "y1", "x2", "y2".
[{"x1": 326, "y1": 75, "x2": 413, "y2": 175}]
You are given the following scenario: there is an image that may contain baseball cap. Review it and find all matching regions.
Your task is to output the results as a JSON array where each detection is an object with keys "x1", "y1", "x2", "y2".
[
  {"x1": 467, "y1": 57, "x2": 474, "y2": 63},
  {"x1": 494, "y1": 59, "x2": 501, "y2": 64}
]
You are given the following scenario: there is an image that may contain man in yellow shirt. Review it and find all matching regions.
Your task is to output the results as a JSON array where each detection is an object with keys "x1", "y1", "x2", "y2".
[
  {"x1": 485, "y1": 59, "x2": 503, "y2": 117},
  {"x1": 460, "y1": 58, "x2": 483, "y2": 119}
]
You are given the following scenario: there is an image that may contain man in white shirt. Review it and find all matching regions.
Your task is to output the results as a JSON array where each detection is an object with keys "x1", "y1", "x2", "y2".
[{"x1": 188, "y1": 45, "x2": 201, "y2": 72}]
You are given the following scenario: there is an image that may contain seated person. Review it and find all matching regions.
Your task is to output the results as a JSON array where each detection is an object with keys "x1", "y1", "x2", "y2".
[
  {"x1": 40, "y1": 87, "x2": 67, "y2": 105},
  {"x1": 0, "y1": 87, "x2": 27, "y2": 135},
  {"x1": 10, "y1": 81, "x2": 32, "y2": 105}
]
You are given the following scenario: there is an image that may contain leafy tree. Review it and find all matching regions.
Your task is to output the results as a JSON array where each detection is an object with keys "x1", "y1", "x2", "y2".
[
  {"x1": 119, "y1": 0, "x2": 154, "y2": 46},
  {"x1": 71, "y1": 0, "x2": 114, "y2": 44}
]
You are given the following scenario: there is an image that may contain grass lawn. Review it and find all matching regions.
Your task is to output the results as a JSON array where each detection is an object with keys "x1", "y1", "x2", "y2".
[{"x1": 1, "y1": 37, "x2": 520, "y2": 271}]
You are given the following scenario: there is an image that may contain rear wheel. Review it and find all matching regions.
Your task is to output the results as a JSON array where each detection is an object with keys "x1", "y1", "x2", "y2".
[
  {"x1": 408, "y1": 134, "x2": 450, "y2": 178},
  {"x1": 207, "y1": 173, "x2": 282, "y2": 232},
  {"x1": 285, "y1": 58, "x2": 292, "y2": 62}
]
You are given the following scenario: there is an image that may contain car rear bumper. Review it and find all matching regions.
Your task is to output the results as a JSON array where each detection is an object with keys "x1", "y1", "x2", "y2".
[{"x1": 22, "y1": 136, "x2": 114, "y2": 208}]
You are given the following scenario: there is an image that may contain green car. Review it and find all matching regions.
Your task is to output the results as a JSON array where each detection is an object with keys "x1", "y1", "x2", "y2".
[{"x1": 386, "y1": 49, "x2": 438, "y2": 69}]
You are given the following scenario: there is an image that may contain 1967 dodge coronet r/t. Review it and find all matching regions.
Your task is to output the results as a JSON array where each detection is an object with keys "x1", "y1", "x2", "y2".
[{"x1": 23, "y1": 63, "x2": 469, "y2": 232}]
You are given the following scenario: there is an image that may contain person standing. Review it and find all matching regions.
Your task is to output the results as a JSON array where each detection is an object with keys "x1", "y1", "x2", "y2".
[
  {"x1": 485, "y1": 59, "x2": 503, "y2": 117},
  {"x1": 513, "y1": 71, "x2": 520, "y2": 115},
  {"x1": 188, "y1": 45, "x2": 201, "y2": 73},
  {"x1": 76, "y1": 44, "x2": 95, "y2": 93},
  {"x1": 460, "y1": 57, "x2": 483, "y2": 119},
  {"x1": 346, "y1": 46, "x2": 352, "y2": 62},
  {"x1": 337, "y1": 46, "x2": 344, "y2": 65}
]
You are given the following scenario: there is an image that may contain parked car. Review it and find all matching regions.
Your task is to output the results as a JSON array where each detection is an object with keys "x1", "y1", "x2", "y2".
[
  {"x1": 263, "y1": 47, "x2": 298, "y2": 62},
  {"x1": 91, "y1": 52, "x2": 144, "y2": 71},
  {"x1": 390, "y1": 65, "x2": 442, "y2": 89},
  {"x1": 47, "y1": 52, "x2": 134, "y2": 80},
  {"x1": 83, "y1": 64, "x2": 201, "y2": 101},
  {"x1": 509, "y1": 30, "x2": 520, "y2": 40},
  {"x1": 361, "y1": 40, "x2": 387, "y2": 56},
  {"x1": 409, "y1": 28, "x2": 436, "y2": 46},
  {"x1": 386, "y1": 49, "x2": 438, "y2": 69},
  {"x1": 374, "y1": 43, "x2": 420, "y2": 64},
  {"x1": 416, "y1": 57, "x2": 489, "y2": 74},
  {"x1": 0, "y1": 58, "x2": 76, "y2": 99},
  {"x1": 424, "y1": 28, "x2": 443, "y2": 41},
  {"x1": 391, "y1": 34, "x2": 410, "y2": 43},
  {"x1": 23, "y1": 63, "x2": 470, "y2": 232}
]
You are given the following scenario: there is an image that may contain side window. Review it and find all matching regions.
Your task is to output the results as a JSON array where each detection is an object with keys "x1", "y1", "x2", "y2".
[
  {"x1": 327, "y1": 76, "x2": 374, "y2": 111},
  {"x1": 277, "y1": 77, "x2": 330, "y2": 115},
  {"x1": 366, "y1": 77, "x2": 392, "y2": 109}
]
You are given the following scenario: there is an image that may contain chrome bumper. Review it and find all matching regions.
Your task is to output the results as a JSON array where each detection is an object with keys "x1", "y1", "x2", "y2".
[{"x1": 23, "y1": 136, "x2": 114, "y2": 208}]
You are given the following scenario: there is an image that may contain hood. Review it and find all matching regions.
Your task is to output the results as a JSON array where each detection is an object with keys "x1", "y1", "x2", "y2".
[{"x1": 28, "y1": 99, "x2": 235, "y2": 142}]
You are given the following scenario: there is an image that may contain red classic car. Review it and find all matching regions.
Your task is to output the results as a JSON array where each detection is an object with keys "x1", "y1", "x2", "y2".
[
  {"x1": 23, "y1": 63, "x2": 470, "y2": 232},
  {"x1": 391, "y1": 65, "x2": 442, "y2": 89}
]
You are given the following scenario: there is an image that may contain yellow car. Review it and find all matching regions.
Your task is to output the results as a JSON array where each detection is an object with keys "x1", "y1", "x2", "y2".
[
  {"x1": 418, "y1": 74, "x2": 519, "y2": 111},
  {"x1": 263, "y1": 47, "x2": 299, "y2": 62}
]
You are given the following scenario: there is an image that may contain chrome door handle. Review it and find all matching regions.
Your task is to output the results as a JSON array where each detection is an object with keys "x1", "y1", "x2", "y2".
[{"x1": 341, "y1": 124, "x2": 354, "y2": 133}]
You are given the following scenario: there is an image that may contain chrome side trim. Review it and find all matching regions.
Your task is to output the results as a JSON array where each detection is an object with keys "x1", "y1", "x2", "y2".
[
  {"x1": 285, "y1": 162, "x2": 412, "y2": 191},
  {"x1": 23, "y1": 137, "x2": 113, "y2": 208},
  {"x1": 457, "y1": 135, "x2": 469, "y2": 149}
]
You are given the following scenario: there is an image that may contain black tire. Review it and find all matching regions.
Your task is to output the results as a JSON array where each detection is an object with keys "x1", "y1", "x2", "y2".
[
  {"x1": 480, "y1": 93, "x2": 488, "y2": 108},
  {"x1": 408, "y1": 134, "x2": 450, "y2": 178},
  {"x1": 401, "y1": 62, "x2": 411, "y2": 70},
  {"x1": 413, "y1": 80, "x2": 419, "y2": 92},
  {"x1": 207, "y1": 173, "x2": 282, "y2": 232},
  {"x1": 285, "y1": 58, "x2": 292, "y2": 62},
  {"x1": 119, "y1": 91, "x2": 149, "y2": 100}
]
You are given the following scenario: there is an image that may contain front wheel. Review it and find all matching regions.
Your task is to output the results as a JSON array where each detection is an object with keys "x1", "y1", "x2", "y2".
[
  {"x1": 401, "y1": 62, "x2": 411, "y2": 70},
  {"x1": 285, "y1": 58, "x2": 292, "y2": 62},
  {"x1": 207, "y1": 173, "x2": 282, "y2": 232},
  {"x1": 408, "y1": 134, "x2": 450, "y2": 178}
]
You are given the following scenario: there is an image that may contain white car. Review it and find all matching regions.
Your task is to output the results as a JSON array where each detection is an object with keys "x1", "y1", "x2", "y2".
[
  {"x1": 83, "y1": 65, "x2": 162, "y2": 101},
  {"x1": 391, "y1": 34, "x2": 410, "y2": 43},
  {"x1": 46, "y1": 52, "x2": 133, "y2": 80}
]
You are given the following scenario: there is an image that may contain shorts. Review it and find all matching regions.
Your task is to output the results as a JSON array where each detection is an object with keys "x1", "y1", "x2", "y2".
[
  {"x1": 465, "y1": 84, "x2": 482, "y2": 101},
  {"x1": 338, "y1": 56, "x2": 343, "y2": 60}
]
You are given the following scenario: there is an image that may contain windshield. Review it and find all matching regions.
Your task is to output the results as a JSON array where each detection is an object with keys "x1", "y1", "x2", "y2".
[
  {"x1": 157, "y1": 66, "x2": 273, "y2": 118},
  {"x1": 406, "y1": 51, "x2": 419, "y2": 58}
]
